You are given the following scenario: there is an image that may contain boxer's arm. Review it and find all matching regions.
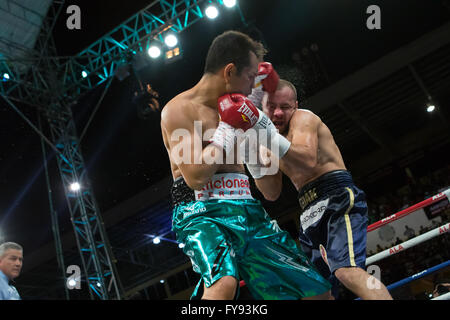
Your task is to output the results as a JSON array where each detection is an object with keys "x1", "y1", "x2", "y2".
[
  {"x1": 282, "y1": 111, "x2": 320, "y2": 170},
  {"x1": 179, "y1": 137, "x2": 226, "y2": 190},
  {"x1": 161, "y1": 105, "x2": 227, "y2": 190},
  {"x1": 243, "y1": 142, "x2": 283, "y2": 201},
  {"x1": 254, "y1": 169, "x2": 283, "y2": 201}
]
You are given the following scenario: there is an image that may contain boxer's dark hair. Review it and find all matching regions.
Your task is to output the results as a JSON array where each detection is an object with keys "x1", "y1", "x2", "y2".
[{"x1": 204, "y1": 30, "x2": 266, "y2": 75}]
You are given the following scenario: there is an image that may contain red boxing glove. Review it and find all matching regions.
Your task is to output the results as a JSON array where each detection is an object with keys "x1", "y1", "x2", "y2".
[
  {"x1": 256, "y1": 62, "x2": 279, "y2": 94},
  {"x1": 248, "y1": 62, "x2": 279, "y2": 109},
  {"x1": 218, "y1": 93, "x2": 292, "y2": 159},
  {"x1": 218, "y1": 93, "x2": 260, "y2": 131}
]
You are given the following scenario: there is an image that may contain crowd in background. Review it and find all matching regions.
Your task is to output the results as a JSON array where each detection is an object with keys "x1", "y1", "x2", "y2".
[
  {"x1": 366, "y1": 164, "x2": 450, "y2": 225},
  {"x1": 338, "y1": 234, "x2": 449, "y2": 300},
  {"x1": 337, "y1": 164, "x2": 450, "y2": 300}
]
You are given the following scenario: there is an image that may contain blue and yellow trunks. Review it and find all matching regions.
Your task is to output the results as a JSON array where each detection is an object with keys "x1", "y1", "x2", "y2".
[
  {"x1": 297, "y1": 170, "x2": 369, "y2": 282},
  {"x1": 171, "y1": 173, "x2": 331, "y2": 300}
]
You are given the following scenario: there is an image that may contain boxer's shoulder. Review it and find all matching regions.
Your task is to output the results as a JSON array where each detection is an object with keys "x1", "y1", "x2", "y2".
[
  {"x1": 295, "y1": 108, "x2": 318, "y2": 118},
  {"x1": 162, "y1": 94, "x2": 219, "y2": 133},
  {"x1": 290, "y1": 109, "x2": 321, "y2": 129},
  {"x1": 162, "y1": 94, "x2": 198, "y2": 127}
]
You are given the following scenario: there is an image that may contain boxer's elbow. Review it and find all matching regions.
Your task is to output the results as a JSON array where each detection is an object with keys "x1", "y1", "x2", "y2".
[
  {"x1": 178, "y1": 165, "x2": 208, "y2": 190},
  {"x1": 182, "y1": 162, "x2": 222, "y2": 190},
  {"x1": 263, "y1": 189, "x2": 281, "y2": 201},
  {"x1": 185, "y1": 171, "x2": 211, "y2": 191},
  {"x1": 255, "y1": 178, "x2": 281, "y2": 201},
  {"x1": 184, "y1": 176, "x2": 206, "y2": 191}
]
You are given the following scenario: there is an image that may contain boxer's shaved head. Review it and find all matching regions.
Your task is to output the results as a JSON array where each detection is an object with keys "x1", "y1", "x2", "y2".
[
  {"x1": 277, "y1": 79, "x2": 297, "y2": 101},
  {"x1": 204, "y1": 30, "x2": 266, "y2": 75}
]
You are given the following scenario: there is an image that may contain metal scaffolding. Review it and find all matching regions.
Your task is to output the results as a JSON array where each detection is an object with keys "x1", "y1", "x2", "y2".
[{"x1": 0, "y1": 0, "x2": 245, "y2": 299}]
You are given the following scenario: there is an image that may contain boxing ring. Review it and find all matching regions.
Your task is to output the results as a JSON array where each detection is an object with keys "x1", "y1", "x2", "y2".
[
  {"x1": 362, "y1": 188, "x2": 450, "y2": 300},
  {"x1": 238, "y1": 188, "x2": 450, "y2": 299}
]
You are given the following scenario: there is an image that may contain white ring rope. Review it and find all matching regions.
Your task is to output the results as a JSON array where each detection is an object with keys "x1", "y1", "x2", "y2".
[
  {"x1": 367, "y1": 188, "x2": 450, "y2": 232},
  {"x1": 366, "y1": 222, "x2": 450, "y2": 265}
]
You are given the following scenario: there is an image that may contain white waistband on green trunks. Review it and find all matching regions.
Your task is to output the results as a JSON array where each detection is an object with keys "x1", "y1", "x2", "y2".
[{"x1": 194, "y1": 173, "x2": 254, "y2": 201}]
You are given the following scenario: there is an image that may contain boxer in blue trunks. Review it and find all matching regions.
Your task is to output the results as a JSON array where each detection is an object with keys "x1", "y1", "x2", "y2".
[
  {"x1": 161, "y1": 31, "x2": 332, "y2": 300},
  {"x1": 250, "y1": 79, "x2": 392, "y2": 300}
]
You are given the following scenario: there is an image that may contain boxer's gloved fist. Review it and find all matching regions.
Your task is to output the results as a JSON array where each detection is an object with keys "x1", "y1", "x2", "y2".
[
  {"x1": 218, "y1": 93, "x2": 291, "y2": 159},
  {"x1": 256, "y1": 62, "x2": 279, "y2": 93},
  {"x1": 218, "y1": 93, "x2": 260, "y2": 131},
  {"x1": 209, "y1": 121, "x2": 236, "y2": 155},
  {"x1": 248, "y1": 62, "x2": 279, "y2": 109}
]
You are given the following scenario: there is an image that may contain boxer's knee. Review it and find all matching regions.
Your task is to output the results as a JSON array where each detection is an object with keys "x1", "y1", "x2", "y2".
[{"x1": 334, "y1": 266, "x2": 367, "y2": 287}]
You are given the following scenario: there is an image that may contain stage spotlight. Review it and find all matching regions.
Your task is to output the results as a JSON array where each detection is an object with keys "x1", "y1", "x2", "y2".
[
  {"x1": 205, "y1": 5, "x2": 219, "y2": 19},
  {"x1": 223, "y1": 0, "x2": 236, "y2": 8},
  {"x1": 178, "y1": 243, "x2": 185, "y2": 249},
  {"x1": 153, "y1": 237, "x2": 161, "y2": 244},
  {"x1": 426, "y1": 104, "x2": 435, "y2": 113},
  {"x1": 2, "y1": 73, "x2": 10, "y2": 81},
  {"x1": 69, "y1": 182, "x2": 81, "y2": 192},
  {"x1": 164, "y1": 34, "x2": 178, "y2": 48},
  {"x1": 81, "y1": 71, "x2": 88, "y2": 78},
  {"x1": 148, "y1": 45, "x2": 161, "y2": 59}
]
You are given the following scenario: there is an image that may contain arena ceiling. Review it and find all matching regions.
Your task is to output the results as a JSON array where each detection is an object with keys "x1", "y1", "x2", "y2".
[{"x1": 0, "y1": 0, "x2": 53, "y2": 60}]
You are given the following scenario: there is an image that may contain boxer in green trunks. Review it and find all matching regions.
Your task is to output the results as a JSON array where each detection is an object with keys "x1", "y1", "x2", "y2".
[{"x1": 171, "y1": 173, "x2": 330, "y2": 299}]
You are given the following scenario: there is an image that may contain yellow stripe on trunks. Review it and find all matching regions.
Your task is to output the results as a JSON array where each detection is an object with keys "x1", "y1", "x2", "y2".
[{"x1": 344, "y1": 187, "x2": 356, "y2": 267}]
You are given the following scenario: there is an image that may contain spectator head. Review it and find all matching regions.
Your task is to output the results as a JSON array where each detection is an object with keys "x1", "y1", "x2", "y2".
[{"x1": 0, "y1": 242, "x2": 23, "y2": 280}]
